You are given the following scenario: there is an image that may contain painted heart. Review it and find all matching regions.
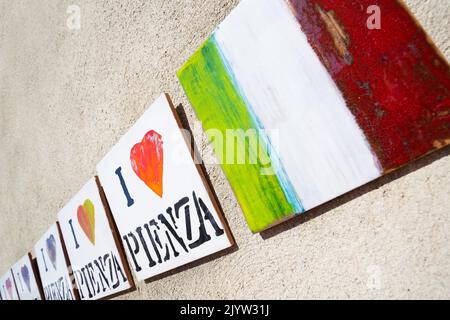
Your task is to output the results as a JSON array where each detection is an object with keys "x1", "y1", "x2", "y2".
[
  {"x1": 5, "y1": 278, "x2": 13, "y2": 299},
  {"x1": 46, "y1": 234, "x2": 57, "y2": 270},
  {"x1": 77, "y1": 199, "x2": 95, "y2": 245},
  {"x1": 21, "y1": 265, "x2": 31, "y2": 292},
  {"x1": 130, "y1": 130, "x2": 164, "y2": 197}
]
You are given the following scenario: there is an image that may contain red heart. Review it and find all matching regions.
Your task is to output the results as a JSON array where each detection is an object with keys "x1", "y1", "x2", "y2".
[
  {"x1": 77, "y1": 199, "x2": 95, "y2": 245},
  {"x1": 130, "y1": 130, "x2": 164, "y2": 197},
  {"x1": 5, "y1": 278, "x2": 13, "y2": 299}
]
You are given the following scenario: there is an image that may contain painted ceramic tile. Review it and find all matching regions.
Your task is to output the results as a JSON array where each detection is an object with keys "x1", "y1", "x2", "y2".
[
  {"x1": 96, "y1": 94, "x2": 234, "y2": 281},
  {"x1": 11, "y1": 254, "x2": 43, "y2": 300},
  {"x1": 57, "y1": 178, "x2": 134, "y2": 300},
  {"x1": 177, "y1": 0, "x2": 450, "y2": 232},
  {"x1": 34, "y1": 223, "x2": 76, "y2": 300},
  {"x1": 0, "y1": 271, "x2": 19, "y2": 300}
]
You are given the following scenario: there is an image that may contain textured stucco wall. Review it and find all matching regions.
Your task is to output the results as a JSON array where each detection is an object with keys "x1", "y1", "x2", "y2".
[{"x1": 0, "y1": 0, "x2": 449, "y2": 300}]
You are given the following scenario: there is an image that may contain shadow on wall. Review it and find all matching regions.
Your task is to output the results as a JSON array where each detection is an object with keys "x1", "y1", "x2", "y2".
[
  {"x1": 261, "y1": 144, "x2": 450, "y2": 239},
  {"x1": 175, "y1": 103, "x2": 450, "y2": 240},
  {"x1": 144, "y1": 245, "x2": 238, "y2": 284}
]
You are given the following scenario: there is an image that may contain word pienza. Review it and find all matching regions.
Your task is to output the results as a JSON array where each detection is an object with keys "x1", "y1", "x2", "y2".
[{"x1": 123, "y1": 191, "x2": 225, "y2": 272}]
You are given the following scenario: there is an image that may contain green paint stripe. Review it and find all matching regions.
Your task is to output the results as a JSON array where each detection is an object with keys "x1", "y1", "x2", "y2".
[{"x1": 177, "y1": 37, "x2": 297, "y2": 232}]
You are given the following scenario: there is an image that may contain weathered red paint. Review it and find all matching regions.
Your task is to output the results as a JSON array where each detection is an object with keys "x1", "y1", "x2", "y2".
[{"x1": 288, "y1": 0, "x2": 450, "y2": 171}]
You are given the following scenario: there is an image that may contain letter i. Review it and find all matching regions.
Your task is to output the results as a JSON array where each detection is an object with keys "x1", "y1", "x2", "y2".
[
  {"x1": 40, "y1": 248, "x2": 48, "y2": 272},
  {"x1": 115, "y1": 167, "x2": 135, "y2": 207},
  {"x1": 68, "y1": 219, "x2": 80, "y2": 249}
]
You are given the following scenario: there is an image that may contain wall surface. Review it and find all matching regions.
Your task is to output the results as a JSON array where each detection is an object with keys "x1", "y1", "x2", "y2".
[{"x1": 0, "y1": 0, "x2": 449, "y2": 300}]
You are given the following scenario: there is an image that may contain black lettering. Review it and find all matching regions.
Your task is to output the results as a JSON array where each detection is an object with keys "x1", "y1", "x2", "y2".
[
  {"x1": 158, "y1": 213, "x2": 189, "y2": 259},
  {"x1": 94, "y1": 257, "x2": 109, "y2": 292},
  {"x1": 122, "y1": 233, "x2": 142, "y2": 272},
  {"x1": 81, "y1": 266, "x2": 93, "y2": 299},
  {"x1": 112, "y1": 253, "x2": 127, "y2": 289},
  {"x1": 136, "y1": 226, "x2": 157, "y2": 267},
  {"x1": 198, "y1": 196, "x2": 224, "y2": 237},
  {"x1": 144, "y1": 221, "x2": 162, "y2": 264},
  {"x1": 87, "y1": 263, "x2": 100, "y2": 295},
  {"x1": 73, "y1": 270, "x2": 85, "y2": 299},
  {"x1": 189, "y1": 191, "x2": 211, "y2": 249}
]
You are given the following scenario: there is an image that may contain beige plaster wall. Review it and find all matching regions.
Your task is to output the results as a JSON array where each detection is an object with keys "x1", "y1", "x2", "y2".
[{"x1": 0, "y1": 0, "x2": 449, "y2": 299}]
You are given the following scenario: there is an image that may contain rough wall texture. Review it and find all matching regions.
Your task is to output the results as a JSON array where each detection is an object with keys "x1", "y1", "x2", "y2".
[{"x1": 0, "y1": 0, "x2": 449, "y2": 299}]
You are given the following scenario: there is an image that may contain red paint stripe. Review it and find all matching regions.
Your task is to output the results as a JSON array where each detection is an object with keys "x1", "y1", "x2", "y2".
[{"x1": 288, "y1": 0, "x2": 450, "y2": 171}]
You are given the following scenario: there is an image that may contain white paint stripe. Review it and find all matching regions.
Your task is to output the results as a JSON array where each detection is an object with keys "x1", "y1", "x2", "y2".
[{"x1": 214, "y1": 0, "x2": 382, "y2": 210}]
